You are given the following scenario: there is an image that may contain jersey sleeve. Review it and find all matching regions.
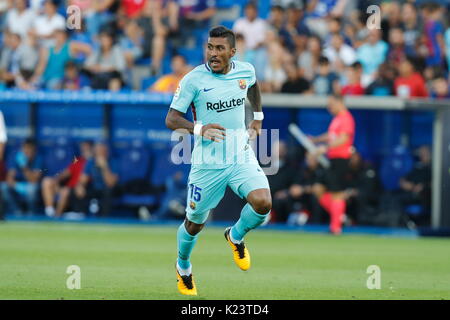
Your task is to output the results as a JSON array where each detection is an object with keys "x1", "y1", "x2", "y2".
[
  {"x1": 246, "y1": 62, "x2": 257, "y2": 87},
  {"x1": 169, "y1": 73, "x2": 197, "y2": 113}
]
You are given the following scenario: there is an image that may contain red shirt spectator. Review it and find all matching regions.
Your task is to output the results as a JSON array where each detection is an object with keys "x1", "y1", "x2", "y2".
[
  {"x1": 66, "y1": 157, "x2": 87, "y2": 188},
  {"x1": 122, "y1": 0, "x2": 146, "y2": 18},
  {"x1": 341, "y1": 84, "x2": 364, "y2": 96},
  {"x1": 394, "y1": 72, "x2": 428, "y2": 97},
  {"x1": 394, "y1": 58, "x2": 428, "y2": 98},
  {"x1": 328, "y1": 109, "x2": 355, "y2": 159}
]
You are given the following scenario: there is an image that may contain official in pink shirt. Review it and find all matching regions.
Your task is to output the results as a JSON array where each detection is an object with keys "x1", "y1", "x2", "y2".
[{"x1": 310, "y1": 93, "x2": 355, "y2": 235}]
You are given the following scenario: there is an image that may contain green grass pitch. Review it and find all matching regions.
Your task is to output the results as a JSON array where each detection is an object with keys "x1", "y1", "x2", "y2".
[{"x1": 0, "y1": 221, "x2": 449, "y2": 300}]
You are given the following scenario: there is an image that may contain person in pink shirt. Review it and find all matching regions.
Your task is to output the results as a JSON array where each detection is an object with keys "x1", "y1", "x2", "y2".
[{"x1": 310, "y1": 93, "x2": 355, "y2": 234}]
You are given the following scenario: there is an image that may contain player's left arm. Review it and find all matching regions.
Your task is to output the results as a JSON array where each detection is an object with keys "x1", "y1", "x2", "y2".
[{"x1": 247, "y1": 80, "x2": 263, "y2": 139}]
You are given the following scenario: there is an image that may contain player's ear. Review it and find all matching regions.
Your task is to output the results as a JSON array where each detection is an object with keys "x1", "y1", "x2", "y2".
[{"x1": 230, "y1": 47, "x2": 236, "y2": 57}]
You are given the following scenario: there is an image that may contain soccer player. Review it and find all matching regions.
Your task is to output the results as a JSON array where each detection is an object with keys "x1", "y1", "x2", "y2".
[
  {"x1": 165, "y1": 26, "x2": 272, "y2": 296},
  {"x1": 310, "y1": 93, "x2": 355, "y2": 235}
]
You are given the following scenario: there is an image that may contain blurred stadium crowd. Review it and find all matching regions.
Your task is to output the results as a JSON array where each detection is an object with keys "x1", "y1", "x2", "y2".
[
  {"x1": 0, "y1": 0, "x2": 441, "y2": 227},
  {"x1": 0, "y1": 0, "x2": 449, "y2": 96}
]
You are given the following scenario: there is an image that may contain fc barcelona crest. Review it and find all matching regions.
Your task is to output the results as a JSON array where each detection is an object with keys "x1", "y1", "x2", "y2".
[
  {"x1": 190, "y1": 201, "x2": 196, "y2": 210},
  {"x1": 238, "y1": 79, "x2": 247, "y2": 90}
]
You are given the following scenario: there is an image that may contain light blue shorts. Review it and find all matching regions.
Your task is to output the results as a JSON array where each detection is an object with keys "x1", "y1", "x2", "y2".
[{"x1": 185, "y1": 163, "x2": 270, "y2": 224}]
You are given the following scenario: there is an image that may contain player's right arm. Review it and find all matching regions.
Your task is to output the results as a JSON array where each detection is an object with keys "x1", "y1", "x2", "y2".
[{"x1": 165, "y1": 73, "x2": 226, "y2": 142}]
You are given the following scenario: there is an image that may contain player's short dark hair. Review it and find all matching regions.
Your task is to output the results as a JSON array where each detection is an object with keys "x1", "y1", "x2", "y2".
[
  {"x1": 23, "y1": 137, "x2": 37, "y2": 147},
  {"x1": 318, "y1": 56, "x2": 329, "y2": 65},
  {"x1": 209, "y1": 26, "x2": 236, "y2": 48}
]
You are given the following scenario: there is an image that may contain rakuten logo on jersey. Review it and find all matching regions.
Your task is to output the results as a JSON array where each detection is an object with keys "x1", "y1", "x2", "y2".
[{"x1": 206, "y1": 98, "x2": 245, "y2": 112}]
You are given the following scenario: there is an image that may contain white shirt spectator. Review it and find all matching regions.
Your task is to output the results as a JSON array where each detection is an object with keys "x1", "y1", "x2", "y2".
[
  {"x1": 33, "y1": 12, "x2": 66, "y2": 39},
  {"x1": 5, "y1": 8, "x2": 36, "y2": 39},
  {"x1": 233, "y1": 17, "x2": 267, "y2": 50},
  {"x1": 30, "y1": 0, "x2": 46, "y2": 13},
  {"x1": 323, "y1": 43, "x2": 356, "y2": 66}
]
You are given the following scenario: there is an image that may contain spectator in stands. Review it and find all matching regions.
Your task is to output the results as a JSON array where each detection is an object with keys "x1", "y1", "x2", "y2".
[
  {"x1": 84, "y1": 30, "x2": 126, "y2": 91},
  {"x1": 398, "y1": 145, "x2": 432, "y2": 226},
  {"x1": 84, "y1": 0, "x2": 120, "y2": 40},
  {"x1": 1, "y1": 138, "x2": 42, "y2": 216},
  {"x1": 325, "y1": 16, "x2": 351, "y2": 46},
  {"x1": 150, "y1": 54, "x2": 190, "y2": 93},
  {"x1": 119, "y1": 19, "x2": 144, "y2": 69},
  {"x1": 421, "y1": 2, "x2": 445, "y2": 68},
  {"x1": 280, "y1": 64, "x2": 310, "y2": 94},
  {"x1": 401, "y1": 2, "x2": 422, "y2": 57},
  {"x1": 394, "y1": 57, "x2": 428, "y2": 98},
  {"x1": 268, "y1": 5, "x2": 285, "y2": 35},
  {"x1": 4, "y1": 0, "x2": 35, "y2": 39},
  {"x1": 62, "y1": 61, "x2": 82, "y2": 90},
  {"x1": 30, "y1": 0, "x2": 66, "y2": 47},
  {"x1": 0, "y1": 0, "x2": 8, "y2": 29},
  {"x1": 380, "y1": 0, "x2": 402, "y2": 44},
  {"x1": 430, "y1": 75, "x2": 450, "y2": 99},
  {"x1": 304, "y1": 0, "x2": 348, "y2": 39},
  {"x1": 41, "y1": 140, "x2": 94, "y2": 218},
  {"x1": 136, "y1": 0, "x2": 168, "y2": 75},
  {"x1": 341, "y1": 62, "x2": 364, "y2": 96},
  {"x1": 233, "y1": 33, "x2": 252, "y2": 63},
  {"x1": 345, "y1": 151, "x2": 381, "y2": 225},
  {"x1": 233, "y1": 2, "x2": 267, "y2": 79},
  {"x1": 261, "y1": 30, "x2": 291, "y2": 93},
  {"x1": 366, "y1": 62, "x2": 396, "y2": 96},
  {"x1": 311, "y1": 56, "x2": 339, "y2": 95},
  {"x1": 274, "y1": 151, "x2": 327, "y2": 225},
  {"x1": 121, "y1": 0, "x2": 146, "y2": 19},
  {"x1": 388, "y1": 27, "x2": 407, "y2": 66},
  {"x1": 0, "y1": 32, "x2": 39, "y2": 89},
  {"x1": 72, "y1": 141, "x2": 119, "y2": 217},
  {"x1": 324, "y1": 32, "x2": 356, "y2": 73},
  {"x1": 171, "y1": 0, "x2": 216, "y2": 48},
  {"x1": 267, "y1": 140, "x2": 301, "y2": 222},
  {"x1": 30, "y1": 29, "x2": 92, "y2": 89},
  {"x1": 356, "y1": 29, "x2": 389, "y2": 87},
  {"x1": 278, "y1": 4, "x2": 309, "y2": 55},
  {"x1": 298, "y1": 35, "x2": 322, "y2": 81}
]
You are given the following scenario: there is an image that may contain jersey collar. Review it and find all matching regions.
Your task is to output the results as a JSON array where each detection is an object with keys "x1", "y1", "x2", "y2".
[{"x1": 204, "y1": 61, "x2": 236, "y2": 74}]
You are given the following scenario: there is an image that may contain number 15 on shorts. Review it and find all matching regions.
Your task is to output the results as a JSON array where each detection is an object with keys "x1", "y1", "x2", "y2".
[{"x1": 189, "y1": 184, "x2": 202, "y2": 202}]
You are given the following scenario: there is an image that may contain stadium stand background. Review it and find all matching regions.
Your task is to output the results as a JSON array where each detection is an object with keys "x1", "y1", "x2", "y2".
[{"x1": 0, "y1": 0, "x2": 449, "y2": 228}]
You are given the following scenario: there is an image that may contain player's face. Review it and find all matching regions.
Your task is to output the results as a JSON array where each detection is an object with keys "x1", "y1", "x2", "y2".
[{"x1": 206, "y1": 37, "x2": 236, "y2": 74}]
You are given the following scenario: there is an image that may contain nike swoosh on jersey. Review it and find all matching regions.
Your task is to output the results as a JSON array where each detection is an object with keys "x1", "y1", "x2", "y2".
[{"x1": 203, "y1": 88, "x2": 214, "y2": 92}]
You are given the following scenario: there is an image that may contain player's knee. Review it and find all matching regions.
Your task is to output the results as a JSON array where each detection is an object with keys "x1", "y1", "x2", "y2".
[
  {"x1": 252, "y1": 197, "x2": 272, "y2": 215},
  {"x1": 184, "y1": 219, "x2": 204, "y2": 236}
]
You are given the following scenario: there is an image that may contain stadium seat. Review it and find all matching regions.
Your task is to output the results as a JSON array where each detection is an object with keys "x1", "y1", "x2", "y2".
[
  {"x1": 150, "y1": 146, "x2": 190, "y2": 187},
  {"x1": 42, "y1": 140, "x2": 76, "y2": 177},
  {"x1": 117, "y1": 145, "x2": 151, "y2": 184},
  {"x1": 379, "y1": 145, "x2": 414, "y2": 191},
  {"x1": 141, "y1": 77, "x2": 159, "y2": 91}
]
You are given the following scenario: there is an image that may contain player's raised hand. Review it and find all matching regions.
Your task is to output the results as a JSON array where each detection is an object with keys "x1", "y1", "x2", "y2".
[
  {"x1": 201, "y1": 123, "x2": 226, "y2": 142},
  {"x1": 248, "y1": 120, "x2": 262, "y2": 140}
]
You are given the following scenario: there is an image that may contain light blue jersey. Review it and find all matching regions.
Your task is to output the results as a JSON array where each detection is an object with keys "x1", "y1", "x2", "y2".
[{"x1": 169, "y1": 60, "x2": 257, "y2": 169}]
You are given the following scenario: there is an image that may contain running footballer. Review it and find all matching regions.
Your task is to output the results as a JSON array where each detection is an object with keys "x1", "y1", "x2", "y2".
[{"x1": 165, "y1": 26, "x2": 272, "y2": 296}]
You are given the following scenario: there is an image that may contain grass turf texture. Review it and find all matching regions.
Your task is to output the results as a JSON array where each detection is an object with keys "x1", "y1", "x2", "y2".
[{"x1": 0, "y1": 221, "x2": 449, "y2": 300}]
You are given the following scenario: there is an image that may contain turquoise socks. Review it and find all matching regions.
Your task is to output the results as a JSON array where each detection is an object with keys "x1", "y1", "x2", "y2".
[
  {"x1": 177, "y1": 222, "x2": 199, "y2": 270},
  {"x1": 231, "y1": 203, "x2": 269, "y2": 241}
]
